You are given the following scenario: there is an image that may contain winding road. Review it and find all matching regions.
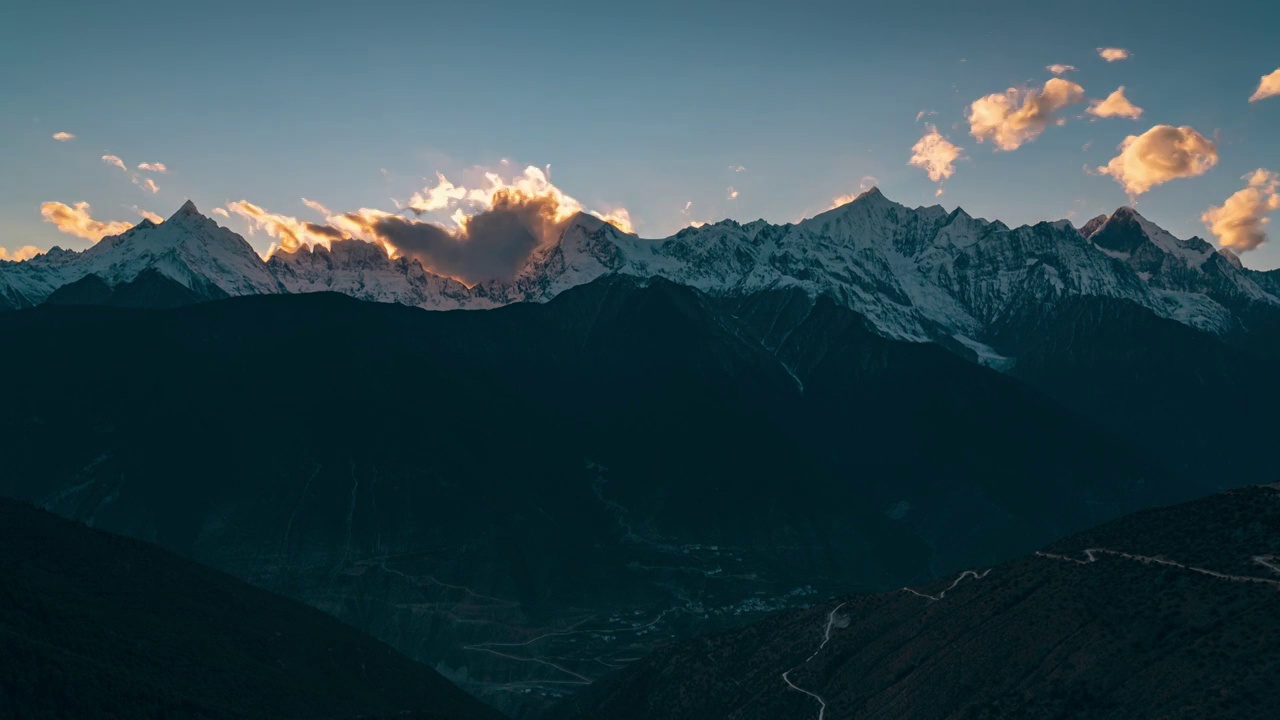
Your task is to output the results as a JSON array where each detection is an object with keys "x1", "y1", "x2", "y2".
[
  {"x1": 901, "y1": 568, "x2": 991, "y2": 601},
  {"x1": 1035, "y1": 548, "x2": 1280, "y2": 589},
  {"x1": 781, "y1": 601, "x2": 847, "y2": 720}
]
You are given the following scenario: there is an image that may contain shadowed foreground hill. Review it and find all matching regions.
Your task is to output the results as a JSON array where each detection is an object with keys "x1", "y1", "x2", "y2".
[
  {"x1": 551, "y1": 485, "x2": 1280, "y2": 720},
  {"x1": 0, "y1": 498, "x2": 506, "y2": 720}
]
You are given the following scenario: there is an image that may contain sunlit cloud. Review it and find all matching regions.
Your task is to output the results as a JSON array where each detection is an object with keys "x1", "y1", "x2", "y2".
[
  {"x1": 909, "y1": 125, "x2": 962, "y2": 194},
  {"x1": 51, "y1": 131, "x2": 75, "y2": 142},
  {"x1": 301, "y1": 198, "x2": 334, "y2": 216},
  {"x1": 1097, "y1": 47, "x2": 1130, "y2": 62},
  {"x1": 1096, "y1": 124, "x2": 1218, "y2": 197},
  {"x1": 915, "y1": 110, "x2": 937, "y2": 123},
  {"x1": 967, "y1": 78, "x2": 1084, "y2": 151},
  {"x1": 137, "y1": 162, "x2": 168, "y2": 172},
  {"x1": 226, "y1": 200, "x2": 356, "y2": 257},
  {"x1": 39, "y1": 201, "x2": 133, "y2": 242},
  {"x1": 1249, "y1": 68, "x2": 1280, "y2": 103},
  {"x1": 1087, "y1": 87, "x2": 1144, "y2": 119},
  {"x1": 0, "y1": 245, "x2": 43, "y2": 262},
  {"x1": 134, "y1": 176, "x2": 159, "y2": 194},
  {"x1": 211, "y1": 207, "x2": 230, "y2": 218},
  {"x1": 133, "y1": 207, "x2": 164, "y2": 223},
  {"x1": 102, "y1": 154, "x2": 127, "y2": 171},
  {"x1": 1046, "y1": 64, "x2": 1076, "y2": 76},
  {"x1": 727, "y1": 186, "x2": 739, "y2": 200},
  {"x1": 1202, "y1": 169, "x2": 1280, "y2": 253}
]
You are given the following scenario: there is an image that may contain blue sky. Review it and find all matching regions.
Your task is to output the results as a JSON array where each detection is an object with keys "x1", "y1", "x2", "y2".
[{"x1": 3, "y1": 0, "x2": 1279, "y2": 266}]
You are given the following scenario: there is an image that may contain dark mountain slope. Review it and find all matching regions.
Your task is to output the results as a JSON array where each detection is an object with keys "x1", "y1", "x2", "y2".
[
  {"x1": 42, "y1": 268, "x2": 219, "y2": 308},
  {"x1": 0, "y1": 498, "x2": 506, "y2": 720},
  {"x1": 551, "y1": 484, "x2": 1280, "y2": 720},
  {"x1": 0, "y1": 276, "x2": 1181, "y2": 714}
]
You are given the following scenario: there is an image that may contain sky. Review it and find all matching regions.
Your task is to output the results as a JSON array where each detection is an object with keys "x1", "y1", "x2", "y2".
[{"x1": 2, "y1": 0, "x2": 1279, "y2": 267}]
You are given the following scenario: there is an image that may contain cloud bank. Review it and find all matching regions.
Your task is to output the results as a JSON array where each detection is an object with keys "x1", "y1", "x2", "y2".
[
  {"x1": 39, "y1": 201, "x2": 134, "y2": 241},
  {"x1": 1202, "y1": 169, "x2": 1280, "y2": 253},
  {"x1": 968, "y1": 78, "x2": 1084, "y2": 151},
  {"x1": 1096, "y1": 125, "x2": 1218, "y2": 196}
]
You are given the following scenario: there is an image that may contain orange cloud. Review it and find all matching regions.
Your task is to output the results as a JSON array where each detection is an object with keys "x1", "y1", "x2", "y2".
[
  {"x1": 137, "y1": 162, "x2": 168, "y2": 172},
  {"x1": 39, "y1": 201, "x2": 134, "y2": 242},
  {"x1": 1046, "y1": 64, "x2": 1076, "y2": 76},
  {"x1": 909, "y1": 125, "x2": 963, "y2": 193},
  {"x1": 102, "y1": 155, "x2": 127, "y2": 171},
  {"x1": 211, "y1": 207, "x2": 230, "y2": 218},
  {"x1": 51, "y1": 132, "x2": 75, "y2": 142},
  {"x1": 968, "y1": 78, "x2": 1085, "y2": 151},
  {"x1": 1249, "y1": 68, "x2": 1280, "y2": 103},
  {"x1": 134, "y1": 207, "x2": 164, "y2": 223},
  {"x1": 1202, "y1": 169, "x2": 1280, "y2": 253},
  {"x1": 1097, "y1": 47, "x2": 1130, "y2": 62},
  {"x1": 1096, "y1": 124, "x2": 1218, "y2": 197},
  {"x1": 134, "y1": 176, "x2": 160, "y2": 194},
  {"x1": 0, "y1": 245, "x2": 43, "y2": 262},
  {"x1": 1087, "y1": 87, "x2": 1144, "y2": 119}
]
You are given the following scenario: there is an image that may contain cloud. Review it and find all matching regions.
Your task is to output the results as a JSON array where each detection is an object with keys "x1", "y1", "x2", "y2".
[
  {"x1": 137, "y1": 162, "x2": 168, "y2": 172},
  {"x1": 133, "y1": 207, "x2": 164, "y2": 224},
  {"x1": 0, "y1": 245, "x2": 43, "y2": 262},
  {"x1": 236, "y1": 164, "x2": 633, "y2": 285},
  {"x1": 967, "y1": 78, "x2": 1085, "y2": 150},
  {"x1": 51, "y1": 132, "x2": 75, "y2": 142},
  {"x1": 1046, "y1": 64, "x2": 1077, "y2": 76},
  {"x1": 133, "y1": 176, "x2": 159, "y2": 194},
  {"x1": 39, "y1": 201, "x2": 134, "y2": 242},
  {"x1": 729, "y1": 165, "x2": 746, "y2": 172},
  {"x1": 302, "y1": 198, "x2": 334, "y2": 216},
  {"x1": 1249, "y1": 68, "x2": 1280, "y2": 102},
  {"x1": 1096, "y1": 124, "x2": 1218, "y2": 196},
  {"x1": 909, "y1": 125, "x2": 963, "y2": 192},
  {"x1": 102, "y1": 155, "x2": 127, "y2": 171},
  {"x1": 211, "y1": 207, "x2": 230, "y2": 218},
  {"x1": 727, "y1": 186, "x2": 739, "y2": 200},
  {"x1": 1087, "y1": 87, "x2": 1144, "y2": 119},
  {"x1": 1201, "y1": 169, "x2": 1280, "y2": 253},
  {"x1": 1097, "y1": 47, "x2": 1130, "y2": 62},
  {"x1": 914, "y1": 110, "x2": 937, "y2": 123}
]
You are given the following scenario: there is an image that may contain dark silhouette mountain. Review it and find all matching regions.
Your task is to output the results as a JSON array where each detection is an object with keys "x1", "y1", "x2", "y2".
[
  {"x1": 0, "y1": 497, "x2": 506, "y2": 720},
  {"x1": 43, "y1": 268, "x2": 217, "y2": 308},
  {"x1": 551, "y1": 484, "x2": 1280, "y2": 720},
  {"x1": 0, "y1": 276, "x2": 1183, "y2": 715}
]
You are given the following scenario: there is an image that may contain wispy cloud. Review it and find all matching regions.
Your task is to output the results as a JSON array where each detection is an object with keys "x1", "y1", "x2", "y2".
[
  {"x1": 1096, "y1": 124, "x2": 1218, "y2": 197},
  {"x1": 729, "y1": 165, "x2": 746, "y2": 172},
  {"x1": 1087, "y1": 87, "x2": 1144, "y2": 119},
  {"x1": 1097, "y1": 47, "x2": 1130, "y2": 62},
  {"x1": 967, "y1": 78, "x2": 1084, "y2": 151},
  {"x1": 211, "y1": 207, "x2": 230, "y2": 218},
  {"x1": 1249, "y1": 68, "x2": 1280, "y2": 103},
  {"x1": 134, "y1": 176, "x2": 159, "y2": 194},
  {"x1": 1202, "y1": 169, "x2": 1280, "y2": 253},
  {"x1": 137, "y1": 162, "x2": 168, "y2": 172},
  {"x1": 51, "y1": 131, "x2": 75, "y2": 142},
  {"x1": 39, "y1": 201, "x2": 134, "y2": 241},
  {"x1": 727, "y1": 186, "x2": 739, "y2": 200},
  {"x1": 910, "y1": 124, "x2": 963, "y2": 195},
  {"x1": 133, "y1": 207, "x2": 164, "y2": 224},
  {"x1": 102, "y1": 154, "x2": 127, "y2": 171}
]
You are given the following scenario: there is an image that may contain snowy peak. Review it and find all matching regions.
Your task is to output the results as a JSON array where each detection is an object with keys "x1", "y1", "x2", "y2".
[{"x1": 171, "y1": 199, "x2": 201, "y2": 220}]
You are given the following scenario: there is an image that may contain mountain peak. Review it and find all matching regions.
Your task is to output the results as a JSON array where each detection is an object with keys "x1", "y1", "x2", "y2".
[
  {"x1": 854, "y1": 186, "x2": 888, "y2": 204},
  {"x1": 170, "y1": 200, "x2": 201, "y2": 221}
]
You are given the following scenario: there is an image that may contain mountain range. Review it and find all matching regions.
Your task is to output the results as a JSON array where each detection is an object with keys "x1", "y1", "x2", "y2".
[
  {"x1": 6, "y1": 190, "x2": 1280, "y2": 361},
  {"x1": 3, "y1": 192, "x2": 1279, "y2": 716}
]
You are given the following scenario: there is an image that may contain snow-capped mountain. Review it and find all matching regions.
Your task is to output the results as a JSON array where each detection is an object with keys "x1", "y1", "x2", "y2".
[
  {"x1": 5, "y1": 192, "x2": 1278, "y2": 359},
  {"x1": 0, "y1": 201, "x2": 280, "y2": 309}
]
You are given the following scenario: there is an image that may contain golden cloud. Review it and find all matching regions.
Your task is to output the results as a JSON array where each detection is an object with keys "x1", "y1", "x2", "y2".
[
  {"x1": 1087, "y1": 87, "x2": 1144, "y2": 119},
  {"x1": 51, "y1": 132, "x2": 75, "y2": 142},
  {"x1": 134, "y1": 207, "x2": 164, "y2": 224},
  {"x1": 1046, "y1": 64, "x2": 1076, "y2": 76},
  {"x1": 211, "y1": 207, "x2": 230, "y2": 218},
  {"x1": 134, "y1": 176, "x2": 160, "y2": 194},
  {"x1": 137, "y1": 162, "x2": 168, "y2": 172},
  {"x1": 1249, "y1": 68, "x2": 1280, "y2": 103},
  {"x1": 1096, "y1": 125, "x2": 1218, "y2": 197},
  {"x1": 39, "y1": 201, "x2": 134, "y2": 242},
  {"x1": 102, "y1": 155, "x2": 127, "y2": 171},
  {"x1": 0, "y1": 245, "x2": 43, "y2": 262},
  {"x1": 1201, "y1": 169, "x2": 1280, "y2": 253},
  {"x1": 1097, "y1": 47, "x2": 1130, "y2": 62},
  {"x1": 967, "y1": 78, "x2": 1085, "y2": 151},
  {"x1": 909, "y1": 124, "x2": 963, "y2": 192}
]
